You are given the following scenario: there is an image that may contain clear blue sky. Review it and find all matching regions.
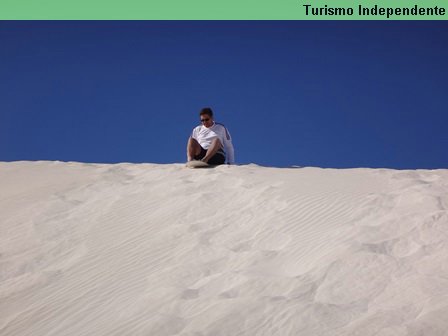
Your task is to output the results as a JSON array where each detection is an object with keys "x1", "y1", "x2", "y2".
[{"x1": 1, "y1": 21, "x2": 447, "y2": 168}]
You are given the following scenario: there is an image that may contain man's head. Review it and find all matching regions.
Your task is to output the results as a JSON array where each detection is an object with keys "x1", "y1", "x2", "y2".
[{"x1": 199, "y1": 107, "x2": 214, "y2": 128}]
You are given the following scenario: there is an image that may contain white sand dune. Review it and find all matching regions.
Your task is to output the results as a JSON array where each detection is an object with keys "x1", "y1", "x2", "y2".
[{"x1": 1, "y1": 161, "x2": 448, "y2": 336}]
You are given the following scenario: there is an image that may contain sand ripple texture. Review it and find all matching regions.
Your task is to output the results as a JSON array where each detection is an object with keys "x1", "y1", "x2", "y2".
[{"x1": 1, "y1": 161, "x2": 448, "y2": 336}]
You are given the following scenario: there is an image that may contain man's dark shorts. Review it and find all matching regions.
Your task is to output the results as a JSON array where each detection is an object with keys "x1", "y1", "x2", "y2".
[{"x1": 194, "y1": 147, "x2": 226, "y2": 165}]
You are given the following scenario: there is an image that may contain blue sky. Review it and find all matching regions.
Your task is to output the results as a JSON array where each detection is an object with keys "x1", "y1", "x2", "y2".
[{"x1": 1, "y1": 21, "x2": 447, "y2": 168}]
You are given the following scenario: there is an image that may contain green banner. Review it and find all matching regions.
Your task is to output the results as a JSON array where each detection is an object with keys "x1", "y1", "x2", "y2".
[{"x1": 0, "y1": 0, "x2": 447, "y2": 20}]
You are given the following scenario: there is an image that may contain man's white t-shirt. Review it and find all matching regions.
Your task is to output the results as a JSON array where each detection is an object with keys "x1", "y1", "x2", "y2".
[{"x1": 191, "y1": 122, "x2": 235, "y2": 164}]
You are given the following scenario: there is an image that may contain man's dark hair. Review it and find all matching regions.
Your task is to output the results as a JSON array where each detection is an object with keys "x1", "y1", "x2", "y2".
[{"x1": 199, "y1": 107, "x2": 214, "y2": 118}]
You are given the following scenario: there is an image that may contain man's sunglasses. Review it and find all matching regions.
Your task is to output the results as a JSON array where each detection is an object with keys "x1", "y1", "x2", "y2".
[{"x1": 201, "y1": 118, "x2": 210, "y2": 123}]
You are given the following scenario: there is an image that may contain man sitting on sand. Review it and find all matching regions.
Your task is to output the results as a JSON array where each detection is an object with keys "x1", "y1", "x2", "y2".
[{"x1": 187, "y1": 107, "x2": 235, "y2": 165}]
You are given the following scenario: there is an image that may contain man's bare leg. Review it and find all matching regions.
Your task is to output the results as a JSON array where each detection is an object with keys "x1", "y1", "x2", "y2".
[
  {"x1": 187, "y1": 137, "x2": 202, "y2": 161},
  {"x1": 202, "y1": 138, "x2": 223, "y2": 163}
]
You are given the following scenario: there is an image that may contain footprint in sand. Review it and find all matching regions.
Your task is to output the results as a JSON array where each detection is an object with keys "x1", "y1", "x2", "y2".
[{"x1": 181, "y1": 288, "x2": 199, "y2": 300}]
